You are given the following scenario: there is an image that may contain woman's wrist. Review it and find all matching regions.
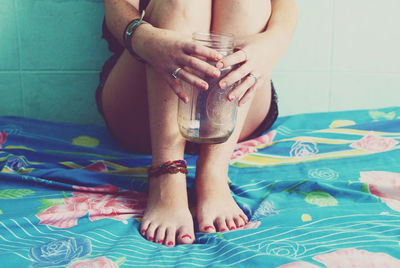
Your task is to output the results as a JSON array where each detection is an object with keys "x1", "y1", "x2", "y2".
[{"x1": 130, "y1": 23, "x2": 154, "y2": 63}]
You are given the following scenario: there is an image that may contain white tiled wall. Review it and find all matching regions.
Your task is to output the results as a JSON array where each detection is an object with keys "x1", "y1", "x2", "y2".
[
  {"x1": 273, "y1": 0, "x2": 400, "y2": 116},
  {"x1": 0, "y1": 0, "x2": 399, "y2": 124}
]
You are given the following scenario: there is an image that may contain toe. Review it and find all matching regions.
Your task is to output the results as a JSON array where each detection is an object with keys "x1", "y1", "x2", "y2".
[
  {"x1": 215, "y1": 217, "x2": 228, "y2": 232},
  {"x1": 234, "y1": 215, "x2": 246, "y2": 228},
  {"x1": 146, "y1": 223, "x2": 157, "y2": 242},
  {"x1": 198, "y1": 218, "x2": 216, "y2": 233},
  {"x1": 155, "y1": 225, "x2": 167, "y2": 245},
  {"x1": 165, "y1": 227, "x2": 176, "y2": 247},
  {"x1": 140, "y1": 220, "x2": 151, "y2": 237},
  {"x1": 177, "y1": 229, "x2": 195, "y2": 245},
  {"x1": 226, "y1": 218, "x2": 236, "y2": 231},
  {"x1": 240, "y1": 213, "x2": 249, "y2": 224}
]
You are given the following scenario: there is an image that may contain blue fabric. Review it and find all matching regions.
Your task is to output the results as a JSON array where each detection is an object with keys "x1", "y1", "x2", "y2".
[{"x1": 0, "y1": 107, "x2": 399, "y2": 267}]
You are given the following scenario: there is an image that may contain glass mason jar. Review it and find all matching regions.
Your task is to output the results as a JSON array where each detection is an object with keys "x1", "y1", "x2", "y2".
[{"x1": 177, "y1": 32, "x2": 238, "y2": 144}]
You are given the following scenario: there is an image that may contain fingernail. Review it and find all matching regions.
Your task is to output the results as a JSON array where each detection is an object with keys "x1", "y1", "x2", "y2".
[
  {"x1": 213, "y1": 70, "x2": 220, "y2": 77},
  {"x1": 228, "y1": 95, "x2": 235, "y2": 102},
  {"x1": 220, "y1": 81, "x2": 227, "y2": 89},
  {"x1": 216, "y1": 53, "x2": 223, "y2": 60},
  {"x1": 202, "y1": 82, "x2": 208, "y2": 90},
  {"x1": 157, "y1": 240, "x2": 163, "y2": 244},
  {"x1": 216, "y1": 61, "x2": 224, "y2": 69},
  {"x1": 230, "y1": 226, "x2": 236, "y2": 230},
  {"x1": 182, "y1": 234, "x2": 192, "y2": 240},
  {"x1": 168, "y1": 241, "x2": 174, "y2": 246}
]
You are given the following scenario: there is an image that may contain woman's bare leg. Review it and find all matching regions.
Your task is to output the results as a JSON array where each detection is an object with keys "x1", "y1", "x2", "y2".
[
  {"x1": 196, "y1": 0, "x2": 272, "y2": 233},
  {"x1": 102, "y1": 0, "x2": 212, "y2": 246}
]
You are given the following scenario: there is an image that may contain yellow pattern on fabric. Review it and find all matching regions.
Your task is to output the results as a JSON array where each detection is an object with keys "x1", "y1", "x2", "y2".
[
  {"x1": 329, "y1": 120, "x2": 356, "y2": 128},
  {"x1": 301, "y1": 214, "x2": 312, "y2": 222},
  {"x1": 72, "y1": 136, "x2": 99, "y2": 148},
  {"x1": 4, "y1": 145, "x2": 36, "y2": 151},
  {"x1": 234, "y1": 146, "x2": 400, "y2": 167}
]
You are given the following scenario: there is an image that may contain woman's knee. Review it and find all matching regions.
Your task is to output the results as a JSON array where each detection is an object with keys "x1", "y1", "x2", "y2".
[
  {"x1": 145, "y1": 0, "x2": 212, "y2": 32},
  {"x1": 212, "y1": 0, "x2": 271, "y2": 35}
]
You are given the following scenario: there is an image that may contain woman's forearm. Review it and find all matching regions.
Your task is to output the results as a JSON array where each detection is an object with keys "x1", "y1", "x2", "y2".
[{"x1": 104, "y1": 0, "x2": 142, "y2": 46}]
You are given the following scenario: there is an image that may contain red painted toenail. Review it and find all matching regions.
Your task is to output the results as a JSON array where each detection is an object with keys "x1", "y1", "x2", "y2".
[
  {"x1": 230, "y1": 226, "x2": 236, "y2": 230},
  {"x1": 157, "y1": 240, "x2": 163, "y2": 244},
  {"x1": 182, "y1": 234, "x2": 192, "y2": 240},
  {"x1": 168, "y1": 241, "x2": 174, "y2": 246},
  {"x1": 141, "y1": 229, "x2": 146, "y2": 235},
  {"x1": 239, "y1": 225, "x2": 244, "y2": 228},
  {"x1": 221, "y1": 229, "x2": 227, "y2": 232},
  {"x1": 205, "y1": 226, "x2": 214, "y2": 231},
  {"x1": 149, "y1": 237, "x2": 154, "y2": 241}
]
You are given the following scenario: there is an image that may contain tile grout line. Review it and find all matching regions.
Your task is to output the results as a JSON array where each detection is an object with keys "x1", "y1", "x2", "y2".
[
  {"x1": 14, "y1": 0, "x2": 25, "y2": 117},
  {"x1": 327, "y1": 0, "x2": 336, "y2": 112}
]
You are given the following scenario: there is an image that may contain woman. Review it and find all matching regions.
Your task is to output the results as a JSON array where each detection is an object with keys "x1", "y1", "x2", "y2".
[{"x1": 97, "y1": 0, "x2": 298, "y2": 247}]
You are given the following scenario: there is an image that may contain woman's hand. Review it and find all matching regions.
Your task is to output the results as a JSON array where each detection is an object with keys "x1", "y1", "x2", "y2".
[
  {"x1": 133, "y1": 25, "x2": 222, "y2": 102},
  {"x1": 215, "y1": 33, "x2": 277, "y2": 106}
]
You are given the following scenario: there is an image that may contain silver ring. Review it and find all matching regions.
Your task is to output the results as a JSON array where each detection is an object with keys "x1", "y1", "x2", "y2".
[
  {"x1": 172, "y1": 67, "x2": 182, "y2": 79},
  {"x1": 248, "y1": 73, "x2": 258, "y2": 84}
]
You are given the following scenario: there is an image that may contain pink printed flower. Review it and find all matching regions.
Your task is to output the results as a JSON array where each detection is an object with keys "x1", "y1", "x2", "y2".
[
  {"x1": 278, "y1": 248, "x2": 400, "y2": 268},
  {"x1": 350, "y1": 132, "x2": 398, "y2": 153},
  {"x1": 359, "y1": 171, "x2": 400, "y2": 212},
  {"x1": 239, "y1": 221, "x2": 261, "y2": 230},
  {"x1": 36, "y1": 185, "x2": 147, "y2": 228},
  {"x1": 231, "y1": 130, "x2": 276, "y2": 161},
  {"x1": 82, "y1": 161, "x2": 108, "y2": 172},
  {"x1": 0, "y1": 132, "x2": 8, "y2": 149},
  {"x1": 73, "y1": 184, "x2": 119, "y2": 193},
  {"x1": 278, "y1": 262, "x2": 319, "y2": 268},
  {"x1": 68, "y1": 257, "x2": 118, "y2": 268}
]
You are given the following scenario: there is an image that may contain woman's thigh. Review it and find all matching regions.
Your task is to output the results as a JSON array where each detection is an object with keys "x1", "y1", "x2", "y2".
[{"x1": 101, "y1": 0, "x2": 213, "y2": 153}]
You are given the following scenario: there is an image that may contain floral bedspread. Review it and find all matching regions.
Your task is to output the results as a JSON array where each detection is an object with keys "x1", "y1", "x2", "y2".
[{"x1": 0, "y1": 107, "x2": 399, "y2": 267}]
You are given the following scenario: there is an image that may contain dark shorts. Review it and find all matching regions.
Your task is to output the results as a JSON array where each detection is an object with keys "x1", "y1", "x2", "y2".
[{"x1": 95, "y1": 3, "x2": 278, "y2": 154}]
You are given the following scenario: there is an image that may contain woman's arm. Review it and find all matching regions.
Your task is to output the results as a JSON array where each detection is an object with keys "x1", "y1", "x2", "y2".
[
  {"x1": 104, "y1": 0, "x2": 142, "y2": 46},
  {"x1": 216, "y1": 0, "x2": 298, "y2": 105},
  {"x1": 103, "y1": 0, "x2": 222, "y2": 101}
]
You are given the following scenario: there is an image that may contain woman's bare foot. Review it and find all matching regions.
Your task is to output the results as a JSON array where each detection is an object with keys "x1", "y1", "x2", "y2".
[
  {"x1": 195, "y1": 162, "x2": 249, "y2": 233},
  {"x1": 140, "y1": 172, "x2": 195, "y2": 247}
]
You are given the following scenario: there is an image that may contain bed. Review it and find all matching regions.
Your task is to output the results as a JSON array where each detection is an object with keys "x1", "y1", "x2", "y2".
[{"x1": 0, "y1": 107, "x2": 399, "y2": 267}]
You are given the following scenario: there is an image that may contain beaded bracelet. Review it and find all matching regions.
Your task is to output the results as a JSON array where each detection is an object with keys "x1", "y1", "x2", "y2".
[{"x1": 147, "y1": 160, "x2": 188, "y2": 178}]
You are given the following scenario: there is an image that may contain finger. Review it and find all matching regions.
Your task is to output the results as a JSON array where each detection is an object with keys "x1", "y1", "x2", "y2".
[
  {"x1": 165, "y1": 75, "x2": 189, "y2": 103},
  {"x1": 183, "y1": 42, "x2": 223, "y2": 61},
  {"x1": 227, "y1": 74, "x2": 257, "y2": 102},
  {"x1": 216, "y1": 50, "x2": 247, "y2": 69},
  {"x1": 179, "y1": 55, "x2": 221, "y2": 78},
  {"x1": 219, "y1": 63, "x2": 251, "y2": 89},
  {"x1": 173, "y1": 67, "x2": 209, "y2": 91},
  {"x1": 238, "y1": 84, "x2": 257, "y2": 107}
]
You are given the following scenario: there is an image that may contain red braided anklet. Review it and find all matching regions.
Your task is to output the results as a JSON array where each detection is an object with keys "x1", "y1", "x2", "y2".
[{"x1": 147, "y1": 160, "x2": 188, "y2": 178}]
